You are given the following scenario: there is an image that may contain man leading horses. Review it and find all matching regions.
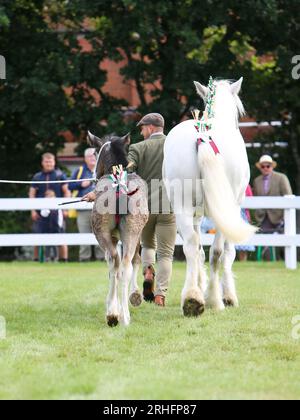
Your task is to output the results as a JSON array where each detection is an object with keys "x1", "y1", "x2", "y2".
[{"x1": 127, "y1": 113, "x2": 177, "y2": 307}]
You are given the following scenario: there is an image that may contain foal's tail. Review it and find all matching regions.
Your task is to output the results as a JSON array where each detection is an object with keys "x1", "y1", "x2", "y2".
[{"x1": 198, "y1": 142, "x2": 257, "y2": 244}]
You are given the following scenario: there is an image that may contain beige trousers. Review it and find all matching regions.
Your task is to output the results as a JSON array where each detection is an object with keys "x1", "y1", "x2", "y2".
[{"x1": 141, "y1": 214, "x2": 177, "y2": 297}]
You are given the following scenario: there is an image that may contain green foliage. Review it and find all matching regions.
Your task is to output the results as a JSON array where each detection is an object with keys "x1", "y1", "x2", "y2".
[
  {"x1": 1, "y1": 0, "x2": 299, "y2": 187},
  {"x1": 63, "y1": 0, "x2": 300, "y2": 191},
  {"x1": 0, "y1": 6, "x2": 10, "y2": 28},
  {"x1": 0, "y1": 0, "x2": 124, "y2": 200},
  {"x1": 187, "y1": 25, "x2": 227, "y2": 64}
]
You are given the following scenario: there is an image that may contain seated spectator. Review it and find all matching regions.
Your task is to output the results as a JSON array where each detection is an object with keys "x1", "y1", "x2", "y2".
[
  {"x1": 29, "y1": 152, "x2": 70, "y2": 262},
  {"x1": 69, "y1": 148, "x2": 105, "y2": 262},
  {"x1": 235, "y1": 185, "x2": 256, "y2": 261},
  {"x1": 253, "y1": 155, "x2": 293, "y2": 233}
]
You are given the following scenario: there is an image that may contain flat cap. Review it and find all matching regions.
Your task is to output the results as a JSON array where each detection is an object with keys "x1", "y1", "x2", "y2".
[{"x1": 136, "y1": 113, "x2": 165, "y2": 128}]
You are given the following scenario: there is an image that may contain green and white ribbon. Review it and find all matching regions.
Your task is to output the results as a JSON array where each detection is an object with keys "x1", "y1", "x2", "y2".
[
  {"x1": 207, "y1": 76, "x2": 216, "y2": 120},
  {"x1": 110, "y1": 166, "x2": 129, "y2": 195}
]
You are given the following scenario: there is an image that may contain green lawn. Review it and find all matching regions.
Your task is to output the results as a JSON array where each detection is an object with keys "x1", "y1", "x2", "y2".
[{"x1": 0, "y1": 261, "x2": 299, "y2": 400}]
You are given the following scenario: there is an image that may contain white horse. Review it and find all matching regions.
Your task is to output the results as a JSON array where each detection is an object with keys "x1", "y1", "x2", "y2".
[{"x1": 163, "y1": 78, "x2": 256, "y2": 316}]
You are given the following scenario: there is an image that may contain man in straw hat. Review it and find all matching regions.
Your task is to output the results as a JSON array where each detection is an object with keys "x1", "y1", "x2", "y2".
[{"x1": 253, "y1": 155, "x2": 292, "y2": 232}]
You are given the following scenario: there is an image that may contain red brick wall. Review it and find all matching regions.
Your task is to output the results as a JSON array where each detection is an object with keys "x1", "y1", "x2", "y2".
[
  {"x1": 65, "y1": 37, "x2": 267, "y2": 145},
  {"x1": 78, "y1": 37, "x2": 154, "y2": 106}
]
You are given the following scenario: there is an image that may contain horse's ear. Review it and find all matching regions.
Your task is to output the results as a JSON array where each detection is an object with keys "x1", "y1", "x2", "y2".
[
  {"x1": 231, "y1": 77, "x2": 243, "y2": 95},
  {"x1": 194, "y1": 81, "x2": 209, "y2": 100},
  {"x1": 87, "y1": 131, "x2": 103, "y2": 148},
  {"x1": 122, "y1": 133, "x2": 131, "y2": 146}
]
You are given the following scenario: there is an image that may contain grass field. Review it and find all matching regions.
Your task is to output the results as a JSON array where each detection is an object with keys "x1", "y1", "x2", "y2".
[{"x1": 0, "y1": 261, "x2": 300, "y2": 400}]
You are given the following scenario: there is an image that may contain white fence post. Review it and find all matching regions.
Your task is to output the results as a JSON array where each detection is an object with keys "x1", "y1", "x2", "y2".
[{"x1": 284, "y1": 195, "x2": 297, "y2": 270}]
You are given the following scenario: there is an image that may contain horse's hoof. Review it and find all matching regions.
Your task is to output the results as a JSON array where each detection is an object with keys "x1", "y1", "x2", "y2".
[
  {"x1": 183, "y1": 298, "x2": 205, "y2": 317},
  {"x1": 223, "y1": 297, "x2": 238, "y2": 307},
  {"x1": 106, "y1": 315, "x2": 119, "y2": 327},
  {"x1": 130, "y1": 291, "x2": 143, "y2": 307}
]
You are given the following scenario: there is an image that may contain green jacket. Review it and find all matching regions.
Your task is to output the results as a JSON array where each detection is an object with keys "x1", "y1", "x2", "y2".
[{"x1": 128, "y1": 133, "x2": 168, "y2": 213}]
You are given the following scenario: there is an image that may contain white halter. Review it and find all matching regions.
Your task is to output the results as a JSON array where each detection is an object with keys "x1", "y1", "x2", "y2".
[{"x1": 94, "y1": 141, "x2": 112, "y2": 180}]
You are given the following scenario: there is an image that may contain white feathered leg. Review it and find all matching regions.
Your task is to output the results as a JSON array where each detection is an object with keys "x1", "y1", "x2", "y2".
[
  {"x1": 198, "y1": 245, "x2": 208, "y2": 297},
  {"x1": 222, "y1": 241, "x2": 239, "y2": 307},
  {"x1": 119, "y1": 257, "x2": 134, "y2": 326},
  {"x1": 106, "y1": 251, "x2": 121, "y2": 327},
  {"x1": 177, "y1": 214, "x2": 205, "y2": 317},
  {"x1": 119, "y1": 239, "x2": 139, "y2": 326},
  {"x1": 206, "y1": 232, "x2": 225, "y2": 311},
  {"x1": 129, "y1": 247, "x2": 143, "y2": 307}
]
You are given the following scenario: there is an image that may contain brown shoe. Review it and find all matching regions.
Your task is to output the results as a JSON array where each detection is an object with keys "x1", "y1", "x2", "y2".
[
  {"x1": 154, "y1": 295, "x2": 165, "y2": 307},
  {"x1": 143, "y1": 266, "x2": 155, "y2": 302}
]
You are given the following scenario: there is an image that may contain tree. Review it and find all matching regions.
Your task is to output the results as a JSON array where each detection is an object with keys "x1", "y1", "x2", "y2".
[
  {"x1": 2, "y1": 1, "x2": 297, "y2": 189},
  {"x1": 0, "y1": 0, "x2": 123, "y2": 244},
  {"x1": 0, "y1": 0, "x2": 125, "y2": 200},
  {"x1": 72, "y1": 0, "x2": 298, "y2": 191},
  {"x1": 220, "y1": 0, "x2": 300, "y2": 194},
  {"x1": 1, "y1": 0, "x2": 299, "y2": 243}
]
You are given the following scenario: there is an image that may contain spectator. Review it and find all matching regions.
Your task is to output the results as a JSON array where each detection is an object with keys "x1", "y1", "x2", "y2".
[
  {"x1": 29, "y1": 153, "x2": 70, "y2": 262},
  {"x1": 235, "y1": 185, "x2": 256, "y2": 261},
  {"x1": 69, "y1": 148, "x2": 105, "y2": 262},
  {"x1": 253, "y1": 155, "x2": 293, "y2": 233},
  {"x1": 39, "y1": 190, "x2": 64, "y2": 262}
]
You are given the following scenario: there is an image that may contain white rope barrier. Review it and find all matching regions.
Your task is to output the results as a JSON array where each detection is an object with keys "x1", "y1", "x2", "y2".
[
  {"x1": 0, "y1": 177, "x2": 96, "y2": 185},
  {"x1": 0, "y1": 139, "x2": 110, "y2": 186}
]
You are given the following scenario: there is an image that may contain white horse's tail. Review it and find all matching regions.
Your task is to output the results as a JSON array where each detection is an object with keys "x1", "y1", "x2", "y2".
[{"x1": 198, "y1": 143, "x2": 257, "y2": 244}]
